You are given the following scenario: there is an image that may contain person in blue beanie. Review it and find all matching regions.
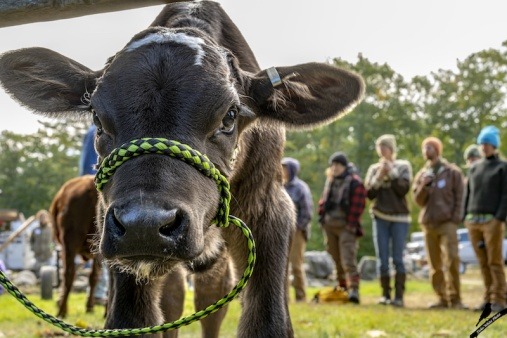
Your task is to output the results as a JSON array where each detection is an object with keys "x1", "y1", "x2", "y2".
[
  {"x1": 463, "y1": 125, "x2": 507, "y2": 313},
  {"x1": 282, "y1": 157, "x2": 313, "y2": 302}
]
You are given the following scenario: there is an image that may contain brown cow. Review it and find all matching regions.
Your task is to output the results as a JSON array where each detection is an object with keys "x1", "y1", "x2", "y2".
[
  {"x1": 49, "y1": 175, "x2": 101, "y2": 318},
  {"x1": 0, "y1": 1, "x2": 364, "y2": 337}
]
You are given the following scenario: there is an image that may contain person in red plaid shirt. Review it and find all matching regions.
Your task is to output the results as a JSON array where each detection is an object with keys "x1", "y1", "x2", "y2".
[{"x1": 318, "y1": 152, "x2": 366, "y2": 303}]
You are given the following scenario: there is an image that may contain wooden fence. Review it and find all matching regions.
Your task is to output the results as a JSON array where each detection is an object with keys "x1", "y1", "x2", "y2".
[{"x1": 0, "y1": 0, "x2": 175, "y2": 28}]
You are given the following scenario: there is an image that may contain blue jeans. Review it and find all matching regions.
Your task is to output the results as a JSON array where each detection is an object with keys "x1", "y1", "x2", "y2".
[{"x1": 372, "y1": 217, "x2": 409, "y2": 277}]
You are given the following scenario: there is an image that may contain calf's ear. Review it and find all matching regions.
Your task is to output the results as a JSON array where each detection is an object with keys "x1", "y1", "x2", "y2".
[
  {"x1": 247, "y1": 62, "x2": 364, "y2": 128},
  {"x1": 0, "y1": 47, "x2": 97, "y2": 115}
]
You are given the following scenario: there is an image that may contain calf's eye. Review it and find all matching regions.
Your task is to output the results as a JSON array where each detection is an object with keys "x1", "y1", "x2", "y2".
[
  {"x1": 92, "y1": 111, "x2": 104, "y2": 135},
  {"x1": 219, "y1": 109, "x2": 237, "y2": 135}
]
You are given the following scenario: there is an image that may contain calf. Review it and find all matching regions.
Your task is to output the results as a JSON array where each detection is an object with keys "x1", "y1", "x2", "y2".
[
  {"x1": 0, "y1": 1, "x2": 364, "y2": 337},
  {"x1": 49, "y1": 175, "x2": 101, "y2": 318}
]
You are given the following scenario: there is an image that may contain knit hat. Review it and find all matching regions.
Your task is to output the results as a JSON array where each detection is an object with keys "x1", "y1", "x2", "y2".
[
  {"x1": 375, "y1": 134, "x2": 397, "y2": 153},
  {"x1": 328, "y1": 152, "x2": 348, "y2": 166},
  {"x1": 422, "y1": 137, "x2": 443, "y2": 156},
  {"x1": 477, "y1": 125, "x2": 500, "y2": 148},
  {"x1": 463, "y1": 144, "x2": 481, "y2": 161}
]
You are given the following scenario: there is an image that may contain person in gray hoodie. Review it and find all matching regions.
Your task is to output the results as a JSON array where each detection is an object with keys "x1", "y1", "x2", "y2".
[{"x1": 282, "y1": 157, "x2": 313, "y2": 302}]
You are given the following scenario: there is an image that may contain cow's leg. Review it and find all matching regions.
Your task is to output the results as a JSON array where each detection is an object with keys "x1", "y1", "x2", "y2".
[
  {"x1": 85, "y1": 256, "x2": 101, "y2": 313},
  {"x1": 106, "y1": 268, "x2": 165, "y2": 338},
  {"x1": 224, "y1": 214, "x2": 294, "y2": 338},
  {"x1": 57, "y1": 247, "x2": 76, "y2": 318},
  {"x1": 159, "y1": 266, "x2": 185, "y2": 338},
  {"x1": 193, "y1": 249, "x2": 234, "y2": 338}
]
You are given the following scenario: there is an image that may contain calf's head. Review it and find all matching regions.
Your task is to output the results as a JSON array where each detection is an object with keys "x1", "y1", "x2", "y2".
[{"x1": 0, "y1": 26, "x2": 363, "y2": 281}]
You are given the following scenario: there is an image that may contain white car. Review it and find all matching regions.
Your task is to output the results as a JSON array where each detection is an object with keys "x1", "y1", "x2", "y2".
[
  {"x1": 458, "y1": 228, "x2": 507, "y2": 269},
  {"x1": 406, "y1": 228, "x2": 507, "y2": 274}
]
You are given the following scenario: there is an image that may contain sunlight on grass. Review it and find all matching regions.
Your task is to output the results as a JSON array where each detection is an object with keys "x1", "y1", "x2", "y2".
[{"x1": 1, "y1": 267, "x2": 507, "y2": 337}]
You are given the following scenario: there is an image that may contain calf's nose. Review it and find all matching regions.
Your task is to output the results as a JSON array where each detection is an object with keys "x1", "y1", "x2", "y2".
[{"x1": 102, "y1": 204, "x2": 185, "y2": 258}]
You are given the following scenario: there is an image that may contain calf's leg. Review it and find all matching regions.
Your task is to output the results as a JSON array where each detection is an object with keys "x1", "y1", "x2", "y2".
[{"x1": 193, "y1": 249, "x2": 234, "y2": 338}]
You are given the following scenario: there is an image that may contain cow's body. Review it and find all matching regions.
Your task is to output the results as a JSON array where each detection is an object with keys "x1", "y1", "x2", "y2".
[
  {"x1": 0, "y1": 1, "x2": 364, "y2": 337},
  {"x1": 49, "y1": 175, "x2": 101, "y2": 318}
]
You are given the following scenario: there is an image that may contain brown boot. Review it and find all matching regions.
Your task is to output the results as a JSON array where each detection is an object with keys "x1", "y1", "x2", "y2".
[
  {"x1": 392, "y1": 273, "x2": 406, "y2": 307},
  {"x1": 378, "y1": 275, "x2": 391, "y2": 305}
]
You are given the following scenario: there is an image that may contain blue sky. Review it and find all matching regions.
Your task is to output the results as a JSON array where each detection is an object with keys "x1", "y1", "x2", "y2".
[{"x1": 1, "y1": 0, "x2": 506, "y2": 134}]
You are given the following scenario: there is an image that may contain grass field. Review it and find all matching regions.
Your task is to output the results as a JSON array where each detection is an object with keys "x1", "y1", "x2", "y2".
[{"x1": 1, "y1": 266, "x2": 507, "y2": 337}]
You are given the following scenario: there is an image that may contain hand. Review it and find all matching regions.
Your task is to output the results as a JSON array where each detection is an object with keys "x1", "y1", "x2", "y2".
[
  {"x1": 378, "y1": 160, "x2": 391, "y2": 178},
  {"x1": 422, "y1": 175, "x2": 433, "y2": 186}
]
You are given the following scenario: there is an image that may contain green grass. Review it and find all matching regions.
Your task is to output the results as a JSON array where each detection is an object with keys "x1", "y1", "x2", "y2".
[{"x1": 1, "y1": 267, "x2": 506, "y2": 337}]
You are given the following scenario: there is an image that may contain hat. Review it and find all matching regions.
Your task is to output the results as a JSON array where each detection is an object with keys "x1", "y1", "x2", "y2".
[
  {"x1": 463, "y1": 144, "x2": 481, "y2": 161},
  {"x1": 328, "y1": 152, "x2": 348, "y2": 166},
  {"x1": 375, "y1": 134, "x2": 397, "y2": 153},
  {"x1": 422, "y1": 137, "x2": 443, "y2": 156},
  {"x1": 477, "y1": 125, "x2": 500, "y2": 148}
]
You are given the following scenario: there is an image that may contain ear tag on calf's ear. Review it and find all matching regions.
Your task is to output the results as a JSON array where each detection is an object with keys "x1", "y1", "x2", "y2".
[{"x1": 266, "y1": 67, "x2": 283, "y2": 87}]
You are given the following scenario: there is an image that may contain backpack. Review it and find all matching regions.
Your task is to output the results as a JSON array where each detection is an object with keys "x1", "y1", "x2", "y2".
[{"x1": 312, "y1": 286, "x2": 349, "y2": 304}]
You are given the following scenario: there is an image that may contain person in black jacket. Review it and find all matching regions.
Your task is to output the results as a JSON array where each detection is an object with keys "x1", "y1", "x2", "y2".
[{"x1": 463, "y1": 126, "x2": 507, "y2": 313}]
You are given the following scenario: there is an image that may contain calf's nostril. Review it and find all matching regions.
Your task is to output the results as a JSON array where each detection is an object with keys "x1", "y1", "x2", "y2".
[
  {"x1": 159, "y1": 211, "x2": 182, "y2": 237},
  {"x1": 110, "y1": 208, "x2": 126, "y2": 236}
]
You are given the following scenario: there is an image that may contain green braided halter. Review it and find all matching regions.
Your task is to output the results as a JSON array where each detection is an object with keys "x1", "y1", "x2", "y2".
[{"x1": 0, "y1": 138, "x2": 256, "y2": 337}]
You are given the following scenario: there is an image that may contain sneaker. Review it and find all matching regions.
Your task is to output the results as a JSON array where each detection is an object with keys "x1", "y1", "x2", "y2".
[
  {"x1": 491, "y1": 303, "x2": 506, "y2": 313},
  {"x1": 428, "y1": 300, "x2": 448, "y2": 309},
  {"x1": 391, "y1": 298, "x2": 404, "y2": 307},
  {"x1": 378, "y1": 296, "x2": 391, "y2": 305},
  {"x1": 474, "y1": 302, "x2": 490, "y2": 312},
  {"x1": 348, "y1": 289, "x2": 360, "y2": 304},
  {"x1": 450, "y1": 301, "x2": 468, "y2": 310}
]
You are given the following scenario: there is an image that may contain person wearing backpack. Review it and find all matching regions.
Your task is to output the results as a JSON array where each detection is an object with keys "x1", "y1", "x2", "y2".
[{"x1": 319, "y1": 152, "x2": 366, "y2": 303}]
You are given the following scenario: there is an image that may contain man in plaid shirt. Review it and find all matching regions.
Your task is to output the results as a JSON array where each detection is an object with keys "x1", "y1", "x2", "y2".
[{"x1": 319, "y1": 152, "x2": 366, "y2": 303}]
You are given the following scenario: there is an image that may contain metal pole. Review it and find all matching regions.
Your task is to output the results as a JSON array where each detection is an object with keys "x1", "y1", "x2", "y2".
[{"x1": 0, "y1": 215, "x2": 36, "y2": 253}]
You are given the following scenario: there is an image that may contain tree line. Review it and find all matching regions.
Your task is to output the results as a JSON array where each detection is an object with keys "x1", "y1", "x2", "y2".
[
  {"x1": 284, "y1": 41, "x2": 507, "y2": 256},
  {"x1": 0, "y1": 41, "x2": 506, "y2": 258}
]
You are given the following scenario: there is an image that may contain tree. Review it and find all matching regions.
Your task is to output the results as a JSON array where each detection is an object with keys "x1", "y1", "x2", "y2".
[{"x1": 0, "y1": 120, "x2": 89, "y2": 217}]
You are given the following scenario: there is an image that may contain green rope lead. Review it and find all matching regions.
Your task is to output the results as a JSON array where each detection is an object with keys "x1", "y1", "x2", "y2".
[{"x1": 0, "y1": 138, "x2": 256, "y2": 337}]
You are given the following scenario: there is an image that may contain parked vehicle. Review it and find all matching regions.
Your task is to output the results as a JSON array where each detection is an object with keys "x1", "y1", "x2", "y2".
[
  {"x1": 457, "y1": 228, "x2": 507, "y2": 270},
  {"x1": 406, "y1": 228, "x2": 507, "y2": 274}
]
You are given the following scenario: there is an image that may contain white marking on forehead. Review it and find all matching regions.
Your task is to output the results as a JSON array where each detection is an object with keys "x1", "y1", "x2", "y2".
[{"x1": 126, "y1": 31, "x2": 206, "y2": 66}]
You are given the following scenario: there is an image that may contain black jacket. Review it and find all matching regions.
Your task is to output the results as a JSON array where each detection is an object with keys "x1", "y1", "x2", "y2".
[{"x1": 463, "y1": 154, "x2": 507, "y2": 221}]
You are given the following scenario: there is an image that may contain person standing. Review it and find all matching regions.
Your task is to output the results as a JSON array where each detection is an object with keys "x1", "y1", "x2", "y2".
[
  {"x1": 319, "y1": 152, "x2": 366, "y2": 304},
  {"x1": 364, "y1": 134, "x2": 412, "y2": 307},
  {"x1": 30, "y1": 210, "x2": 54, "y2": 276},
  {"x1": 79, "y1": 124, "x2": 109, "y2": 305},
  {"x1": 412, "y1": 137, "x2": 465, "y2": 309},
  {"x1": 463, "y1": 144, "x2": 482, "y2": 168},
  {"x1": 282, "y1": 157, "x2": 313, "y2": 302},
  {"x1": 463, "y1": 126, "x2": 507, "y2": 312}
]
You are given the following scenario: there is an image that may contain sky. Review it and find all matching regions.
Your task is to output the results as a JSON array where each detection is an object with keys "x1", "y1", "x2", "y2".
[{"x1": 0, "y1": 0, "x2": 506, "y2": 134}]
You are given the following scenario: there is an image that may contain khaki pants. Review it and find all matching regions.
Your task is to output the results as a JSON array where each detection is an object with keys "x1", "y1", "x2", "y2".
[
  {"x1": 323, "y1": 224, "x2": 359, "y2": 289},
  {"x1": 289, "y1": 229, "x2": 307, "y2": 301},
  {"x1": 422, "y1": 221, "x2": 461, "y2": 304},
  {"x1": 465, "y1": 219, "x2": 506, "y2": 305}
]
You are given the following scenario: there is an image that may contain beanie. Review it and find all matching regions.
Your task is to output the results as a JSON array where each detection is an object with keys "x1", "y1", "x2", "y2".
[
  {"x1": 422, "y1": 137, "x2": 443, "y2": 156},
  {"x1": 463, "y1": 144, "x2": 481, "y2": 161},
  {"x1": 328, "y1": 152, "x2": 348, "y2": 166},
  {"x1": 477, "y1": 125, "x2": 500, "y2": 148},
  {"x1": 375, "y1": 134, "x2": 397, "y2": 153}
]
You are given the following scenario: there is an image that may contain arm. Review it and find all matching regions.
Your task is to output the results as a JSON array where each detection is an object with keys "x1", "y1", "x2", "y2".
[
  {"x1": 495, "y1": 164, "x2": 507, "y2": 221},
  {"x1": 412, "y1": 168, "x2": 430, "y2": 207},
  {"x1": 364, "y1": 164, "x2": 380, "y2": 200},
  {"x1": 296, "y1": 183, "x2": 313, "y2": 229},
  {"x1": 391, "y1": 162, "x2": 412, "y2": 197},
  {"x1": 346, "y1": 179, "x2": 366, "y2": 235},
  {"x1": 451, "y1": 168, "x2": 464, "y2": 224}
]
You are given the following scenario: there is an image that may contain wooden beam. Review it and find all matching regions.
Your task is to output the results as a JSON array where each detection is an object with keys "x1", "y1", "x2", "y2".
[{"x1": 0, "y1": 0, "x2": 174, "y2": 28}]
